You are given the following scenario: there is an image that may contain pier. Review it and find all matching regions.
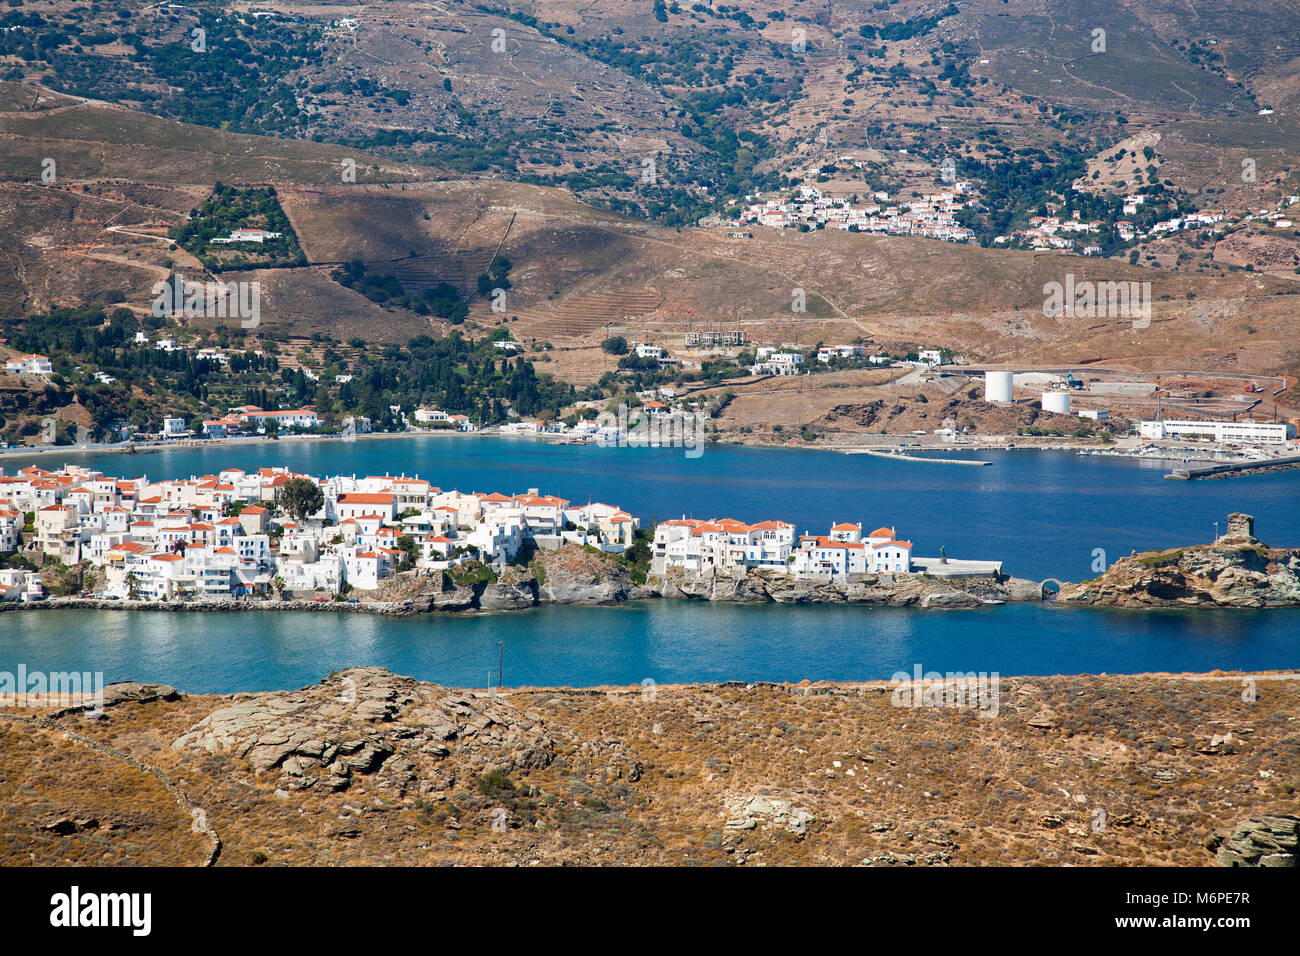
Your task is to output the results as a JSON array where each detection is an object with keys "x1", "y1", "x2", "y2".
[
  {"x1": 846, "y1": 449, "x2": 991, "y2": 466},
  {"x1": 1165, "y1": 453, "x2": 1300, "y2": 480}
]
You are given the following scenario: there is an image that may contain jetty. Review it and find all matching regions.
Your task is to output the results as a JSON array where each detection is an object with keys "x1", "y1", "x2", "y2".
[
  {"x1": 846, "y1": 449, "x2": 991, "y2": 466},
  {"x1": 1165, "y1": 453, "x2": 1300, "y2": 480}
]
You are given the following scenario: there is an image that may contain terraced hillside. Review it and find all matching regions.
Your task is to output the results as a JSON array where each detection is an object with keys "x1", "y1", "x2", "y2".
[{"x1": 505, "y1": 289, "x2": 664, "y2": 342}]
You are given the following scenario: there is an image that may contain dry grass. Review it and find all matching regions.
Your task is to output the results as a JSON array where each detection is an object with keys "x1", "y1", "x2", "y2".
[{"x1": 2, "y1": 672, "x2": 1296, "y2": 866}]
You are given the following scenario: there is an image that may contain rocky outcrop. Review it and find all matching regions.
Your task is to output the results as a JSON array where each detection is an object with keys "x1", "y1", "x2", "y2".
[
  {"x1": 723, "y1": 792, "x2": 816, "y2": 837},
  {"x1": 479, "y1": 579, "x2": 538, "y2": 611},
  {"x1": 534, "y1": 544, "x2": 634, "y2": 604},
  {"x1": 1208, "y1": 815, "x2": 1299, "y2": 866},
  {"x1": 652, "y1": 568, "x2": 1036, "y2": 608},
  {"x1": 99, "y1": 682, "x2": 181, "y2": 708},
  {"x1": 1059, "y1": 513, "x2": 1300, "y2": 608},
  {"x1": 172, "y1": 667, "x2": 554, "y2": 795}
]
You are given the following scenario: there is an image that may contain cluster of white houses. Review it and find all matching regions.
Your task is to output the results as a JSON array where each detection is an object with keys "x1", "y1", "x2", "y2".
[
  {"x1": 755, "y1": 346, "x2": 942, "y2": 375},
  {"x1": 653, "y1": 518, "x2": 914, "y2": 577},
  {"x1": 202, "y1": 406, "x2": 322, "y2": 438},
  {"x1": 0, "y1": 463, "x2": 945, "y2": 602},
  {"x1": 733, "y1": 184, "x2": 977, "y2": 244},
  {"x1": 0, "y1": 465, "x2": 638, "y2": 601}
]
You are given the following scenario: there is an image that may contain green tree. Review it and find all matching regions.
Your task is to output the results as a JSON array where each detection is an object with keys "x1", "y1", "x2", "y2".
[
  {"x1": 280, "y1": 477, "x2": 324, "y2": 523},
  {"x1": 395, "y1": 534, "x2": 419, "y2": 568}
]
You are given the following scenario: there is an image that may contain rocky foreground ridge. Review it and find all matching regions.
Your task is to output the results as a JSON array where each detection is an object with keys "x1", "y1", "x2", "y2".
[
  {"x1": 5, "y1": 667, "x2": 1298, "y2": 867},
  {"x1": 172, "y1": 668, "x2": 555, "y2": 797},
  {"x1": 1060, "y1": 513, "x2": 1300, "y2": 609}
]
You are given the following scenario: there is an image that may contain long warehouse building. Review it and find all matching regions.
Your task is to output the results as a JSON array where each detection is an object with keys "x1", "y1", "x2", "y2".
[{"x1": 1139, "y1": 419, "x2": 1297, "y2": 444}]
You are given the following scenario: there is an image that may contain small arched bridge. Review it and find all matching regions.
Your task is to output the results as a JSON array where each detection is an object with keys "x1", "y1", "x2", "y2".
[{"x1": 1040, "y1": 579, "x2": 1065, "y2": 600}]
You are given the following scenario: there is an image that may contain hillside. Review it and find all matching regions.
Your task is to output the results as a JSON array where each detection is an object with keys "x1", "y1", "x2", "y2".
[
  {"x1": 2, "y1": 666, "x2": 1296, "y2": 866},
  {"x1": 3, "y1": 79, "x2": 1298, "y2": 370}
]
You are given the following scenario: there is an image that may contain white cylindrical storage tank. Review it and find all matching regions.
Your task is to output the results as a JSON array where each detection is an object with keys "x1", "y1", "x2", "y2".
[
  {"x1": 1042, "y1": 391, "x2": 1071, "y2": 414},
  {"x1": 984, "y1": 371, "x2": 1014, "y2": 403}
]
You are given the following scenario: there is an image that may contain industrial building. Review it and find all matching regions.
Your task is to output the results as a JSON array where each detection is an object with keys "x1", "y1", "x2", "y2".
[{"x1": 1139, "y1": 419, "x2": 1296, "y2": 445}]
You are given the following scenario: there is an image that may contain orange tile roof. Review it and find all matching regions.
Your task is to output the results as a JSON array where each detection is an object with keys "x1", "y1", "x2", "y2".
[
  {"x1": 519, "y1": 495, "x2": 570, "y2": 507},
  {"x1": 806, "y1": 536, "x2": 864, "y2": 550}
]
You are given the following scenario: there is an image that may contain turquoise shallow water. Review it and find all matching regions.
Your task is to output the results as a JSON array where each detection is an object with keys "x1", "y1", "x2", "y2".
[
  {"x1": 4, "y1": 437, "x2": 1298, "y2": 690},
  {"x1": 1, "y1": 602, "x2": 1297, "y2": 693}
]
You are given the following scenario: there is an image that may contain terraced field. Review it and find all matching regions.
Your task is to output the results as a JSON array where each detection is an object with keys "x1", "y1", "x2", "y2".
[{"x1": 506, "y1": 288, "x2": 664, "y2": 342}]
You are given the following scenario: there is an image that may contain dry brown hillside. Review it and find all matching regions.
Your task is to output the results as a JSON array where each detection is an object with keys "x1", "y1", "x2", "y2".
[
  {"x1": 2, "y1": 79, "x2": 1299, "y2": 380},
  {"x1": 2, "y1": 668, "x2": 1296, "y2": 866}
]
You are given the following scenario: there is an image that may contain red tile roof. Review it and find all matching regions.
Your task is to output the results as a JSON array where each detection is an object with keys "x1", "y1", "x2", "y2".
[{"x1": 339, "y1": 493, "x2": 395, "y2": 505}]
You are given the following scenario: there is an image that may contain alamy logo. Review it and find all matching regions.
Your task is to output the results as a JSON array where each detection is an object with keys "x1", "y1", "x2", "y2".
[
  {"x1": 151, "y1": 274, "x2": 261, "y2": 328},
  {"x1": 0, "y1": 665, "x2": 104, "y2": 716},
  {"x1": 593, "y1": 405, "x2": 708, "y2": 459},
  {"x1": 889, "y1": 664, "x2": 1000, "y2": 718},
  {"x1": 1043, "y1": 274, "x2": 1150, "y2": 329},
  {"x1": 50, "y1": 886, "x2": 151, "y2": 936}
]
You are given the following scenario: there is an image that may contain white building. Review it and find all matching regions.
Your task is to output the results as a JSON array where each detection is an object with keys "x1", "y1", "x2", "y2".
[
  {"x1": 817, "y1": 345, "x2": 866, "y2": 363},
  {"x1": 751, "y1": 351, "x2": 804, "y2": 376},
  {"x1": 235, "y1": 407, "x2": 319, "y2": 431},
  {"x1": 4, "y1": 354, "x2": 53, "y2": 376},
  {"x1": 791, "y1": 524, "x2": 912, "y2": 576},
  {"x1": 211, "y1": 229, "x2": 282, "y2": 244},
  {"x1": 0, "y1": 569, "x2": 43, "y2": 601},
  {"x1": 1139, "y1": 419, "x2": 1295, "y2": 445}
]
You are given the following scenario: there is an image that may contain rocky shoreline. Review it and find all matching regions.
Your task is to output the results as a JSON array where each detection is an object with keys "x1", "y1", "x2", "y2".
[
  {"x1": 11, "y1": 515, "x2": 1300, "y2": 616},
  {"x1": 3, "y1": 543, "x2": 1045, "y2": 616},
  {"x1": 1059, "y1": 513, "x2": 1300, "y2": 609}
]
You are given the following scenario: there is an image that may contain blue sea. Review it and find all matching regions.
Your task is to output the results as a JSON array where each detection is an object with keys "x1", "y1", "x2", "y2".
[{"x1": 3, "y1": 435, "x2": 1297, "y2": 690}]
